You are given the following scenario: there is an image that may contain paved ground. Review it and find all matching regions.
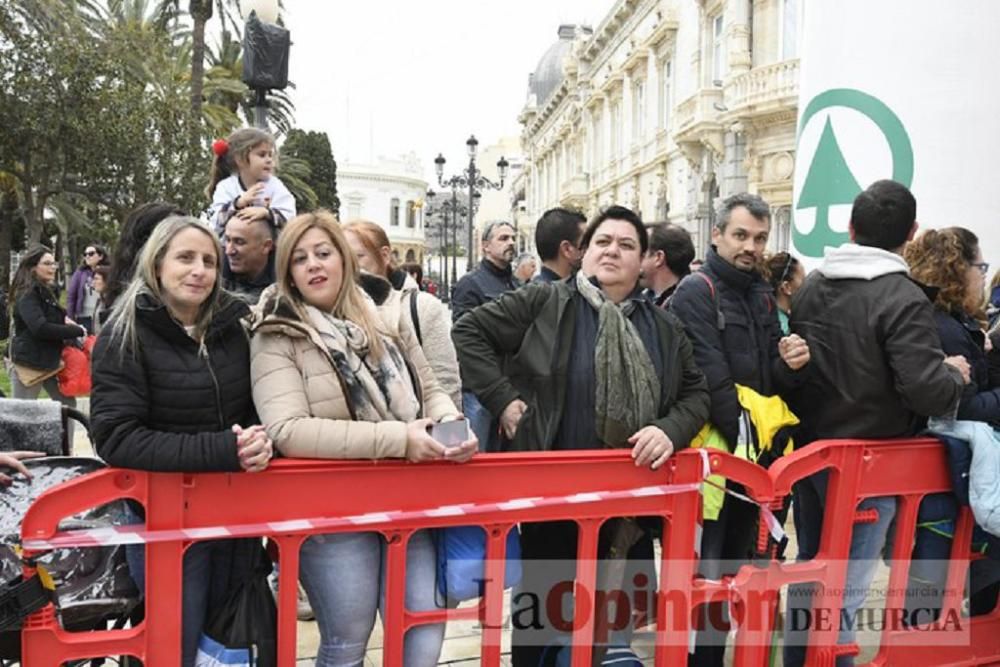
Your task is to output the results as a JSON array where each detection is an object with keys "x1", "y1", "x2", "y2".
[{"x1": 69, "y1": 398, "x2": 890, "y2": 666}]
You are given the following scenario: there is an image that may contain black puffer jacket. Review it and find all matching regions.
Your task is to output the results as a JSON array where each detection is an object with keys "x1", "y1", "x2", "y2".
[
  {"x1": 91, "y1": 292, "x2": 254, "y2": 472},
  {"x1": 935, "y1": 309, "x2": 1000, "y2": 427},
  {"x1": 10, "y1": 282, "x2": 86, "y2": 371},
  {"x1": 669, "y1": 248, "x2": 801, "y2": 448}
]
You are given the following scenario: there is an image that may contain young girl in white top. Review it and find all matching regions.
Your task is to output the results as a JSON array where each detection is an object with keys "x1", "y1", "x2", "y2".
[{"x1": 206, "y1": 127, "x2": 296, "y2": 236}]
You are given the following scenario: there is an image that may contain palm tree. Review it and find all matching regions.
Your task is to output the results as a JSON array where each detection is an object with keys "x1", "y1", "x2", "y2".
[
  {"x1": 0, "y1": 172, "x2": 23, "y2": 288},
  {"x1": 188, "y1": 0, "x2": 214, "y2": 123}
]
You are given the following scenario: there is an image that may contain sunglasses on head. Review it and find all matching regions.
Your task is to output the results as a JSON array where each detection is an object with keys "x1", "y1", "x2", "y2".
[{"x1": 777, "y1": 255, "x2": 794, "y2": 284}]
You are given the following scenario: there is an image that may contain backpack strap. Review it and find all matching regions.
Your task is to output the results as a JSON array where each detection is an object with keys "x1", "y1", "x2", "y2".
[
  {"x1": 693, "y1": 271, "x2": 726, "y2": 331},
  {"x1": 409, "y1": 291, "x2": 423, "y2": 346},
  {"x1": 693, "y1": 271, "x2": 715, "y2": 299}
]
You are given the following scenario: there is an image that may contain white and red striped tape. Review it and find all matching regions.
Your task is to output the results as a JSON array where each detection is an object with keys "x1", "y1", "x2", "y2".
[
  {"x1": 22, "y1": 449, "x2": 785, "y2": 551},
  {"x1": 22, "y1": 481, "x2": 704, "y2": 550}
]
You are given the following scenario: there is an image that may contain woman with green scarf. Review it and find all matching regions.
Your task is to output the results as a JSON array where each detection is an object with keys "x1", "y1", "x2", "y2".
[{"x1": 453, "y1": 205, "x2": 710, "y2": 666}]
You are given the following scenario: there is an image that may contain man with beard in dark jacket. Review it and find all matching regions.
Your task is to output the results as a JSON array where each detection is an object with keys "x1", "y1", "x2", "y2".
[
  {"x1": 669, "y1": 193, "x2": 810, "y2": 667},
  {"x1": 451, "y1": 221, "x2": 518, "y2": 450},
  {"x1": 783, "y1": 180, "x2": 970, "y2": 667},
  {"x1": 451, "y1": 221, "x2": 517, "y2": 322}
]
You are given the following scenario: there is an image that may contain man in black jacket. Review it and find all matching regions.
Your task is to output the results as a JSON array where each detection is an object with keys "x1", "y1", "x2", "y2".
[
  {"x1": 450, "y1": 221, "x2": 517, "y2": 322},
  {"x1": 532, "y1": 207, "x2": 586, "y2": 284},
  {"x1": 640, "y1": 222, "x2": 694, "y2": 308},
  {"x1": 670, "y1": 193, "x2": 809, "y2": 667},
  {"x1": 450, "y1": 221, "x2": 517, "y2": 450},
  {"x1": 784, "y1": 180, "x2": 969, "y2": 666}
]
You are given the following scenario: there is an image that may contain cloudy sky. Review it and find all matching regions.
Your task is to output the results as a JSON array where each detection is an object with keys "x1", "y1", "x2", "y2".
[{"x1": 282, "y1": 0, "x2": 614, "y2": 179}]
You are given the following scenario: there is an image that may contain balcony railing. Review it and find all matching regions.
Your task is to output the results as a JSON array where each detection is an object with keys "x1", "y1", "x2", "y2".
[
  {"x1": 673, "y1": 88, "x2": 724, "y2": 136},
  {"x1": 560, "y1": 173, "x2": 590, "y2": 198},
  {"x1": 723, "y1": 58, "x2": 799, "y2": 118}
]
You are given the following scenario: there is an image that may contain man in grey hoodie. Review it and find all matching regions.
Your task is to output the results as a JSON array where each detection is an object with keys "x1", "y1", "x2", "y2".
[{"x1": 784, "y1": 180, "x2": 970, "y2": 666}]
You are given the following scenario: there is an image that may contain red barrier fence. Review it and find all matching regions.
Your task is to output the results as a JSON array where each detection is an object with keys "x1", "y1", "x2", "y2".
[{"x1": 17, "y1": 439, "x2": 1000, "y2": 666}]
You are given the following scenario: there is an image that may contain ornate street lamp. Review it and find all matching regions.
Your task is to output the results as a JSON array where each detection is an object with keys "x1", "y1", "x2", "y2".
[
  {"x1": 425, "y1": 189, "x2": 447, "y2": 298},
  {"x1": 434, "y1": 135, "x2": 508, "y2": 272},
  {"x1": 241, "y1": 0, "x2": 289, "y2": 130}
]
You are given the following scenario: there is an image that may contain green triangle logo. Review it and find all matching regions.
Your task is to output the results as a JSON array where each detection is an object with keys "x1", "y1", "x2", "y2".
[
  {"x1": 793, "y1": 88, "x2": 914, "y2": 258},
  {"x1": 794, "y1": 117, "x2": 862, "y2": 256}
]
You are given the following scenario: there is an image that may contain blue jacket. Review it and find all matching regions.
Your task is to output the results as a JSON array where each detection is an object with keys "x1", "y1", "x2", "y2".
[
  {"x1": 451, "y1": 259, "x2": 516, "y2": 324},
  {"x1": 928, "y1": 419, "x2": 1000, "y2": 538}
]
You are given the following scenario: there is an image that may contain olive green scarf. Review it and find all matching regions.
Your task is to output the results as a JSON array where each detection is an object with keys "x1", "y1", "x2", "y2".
[{"x1": 575, "y1": 271, "x2": 661, "y2": 446}]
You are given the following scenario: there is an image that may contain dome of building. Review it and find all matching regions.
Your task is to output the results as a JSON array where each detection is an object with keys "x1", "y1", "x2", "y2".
[{"x1": 529, "y1": 25, "x2": 578, "y2": 107}]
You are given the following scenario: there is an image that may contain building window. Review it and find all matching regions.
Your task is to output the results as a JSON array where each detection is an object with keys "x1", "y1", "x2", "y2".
[
  {"x1": 592, "y1": 112, "x2": 603, "y2": 168},
  {"x1": 406, "y1": 200, "x2": 415, "y2": 228},
  {"x1": 632, "y1": 80, "x2": 645, "y2": 142},
  {"x1": 712, "y1": 14, "x2": 726, "y2": 82},
  {"x1": 390, "y1": 198, "x2": 400, "y2": 226},
  {"x1": 556, "y1": 146, "x2": 564, "y2": 189},
  {"x1": 659, "y1": 59, "x2": 672, "y2": 130},
  {"x1": 610, "y1": 101, "x2": 621, "y2": 158},
  {"x1": 781, "y1": 0, "x2": 799, "y2": 60},
  {"x1": 771, "y1": 206, "x2": 792, "y2": 252}
]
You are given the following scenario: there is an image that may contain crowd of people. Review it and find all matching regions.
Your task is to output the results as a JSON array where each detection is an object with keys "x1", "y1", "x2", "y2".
[{"x1": 1, "y1": 123, "x2": 997, "y2": 667}]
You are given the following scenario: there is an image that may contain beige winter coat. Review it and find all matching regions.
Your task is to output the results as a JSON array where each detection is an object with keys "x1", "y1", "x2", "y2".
[
  {"x1": 249, "y1": 281, "x2": 460, "y2": 460},
  {"x1": 385, "y1": 273, "x2": 462, "y2": 408}
]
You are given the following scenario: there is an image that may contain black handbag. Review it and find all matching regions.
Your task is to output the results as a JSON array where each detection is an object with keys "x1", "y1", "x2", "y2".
[{"x1": 199, "y1": 546, "x2": 277, "y2": 667}]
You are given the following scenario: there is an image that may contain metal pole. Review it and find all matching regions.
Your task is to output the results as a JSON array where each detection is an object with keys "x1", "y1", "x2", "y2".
[
  {"x1": 467, "y1": 160, "x2": 476, "y2": 272},
  {"x1": 451, "y1": 192, "x2": 458, "y2": 291},
  {"x1": 253, "y1": 88, "x2": 269, "y2": 129},
  {"x1": 441, "y1": 216, "x2": 449, "y2": 298}
]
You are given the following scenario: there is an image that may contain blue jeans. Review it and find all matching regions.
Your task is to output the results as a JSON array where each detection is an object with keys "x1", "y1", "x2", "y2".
[
  {"x1": 462, "y1": 390, "x2": 496, "y2": 452},
  {"x1": 299, "y1": 529, "x2": 443, "y2": 667},
  {"x1": 126, "y1": 540, "x2": 232, "y2": 667},
  {"x1": 784, "y1": 472, "x2": 896, "y2": 667}
]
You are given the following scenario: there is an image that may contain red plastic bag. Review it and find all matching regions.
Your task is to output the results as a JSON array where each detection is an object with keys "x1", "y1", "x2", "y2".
[{"x1": 58, "y1": 335, "x2": 96, "y2": 398}]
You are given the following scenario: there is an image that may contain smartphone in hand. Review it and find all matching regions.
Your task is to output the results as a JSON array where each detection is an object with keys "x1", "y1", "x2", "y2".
[{"x1": 430, "y1": 420, "x2": 472, "y2": 447}]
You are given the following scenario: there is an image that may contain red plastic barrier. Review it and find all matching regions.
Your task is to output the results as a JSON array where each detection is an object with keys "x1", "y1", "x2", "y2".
[{"x1": 17, "y1": 440, "x2": 1000, "y2": 666}]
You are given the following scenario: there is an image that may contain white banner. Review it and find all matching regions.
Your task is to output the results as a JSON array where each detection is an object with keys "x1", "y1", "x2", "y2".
[{"x1": 791, "y1": 0, "x2": 1000, "y2": 266}]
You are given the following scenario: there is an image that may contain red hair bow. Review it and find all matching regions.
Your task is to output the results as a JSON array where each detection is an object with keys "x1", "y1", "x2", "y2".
[{"x1": 211, "y1": 139, "x2": 229, "y2": 157}]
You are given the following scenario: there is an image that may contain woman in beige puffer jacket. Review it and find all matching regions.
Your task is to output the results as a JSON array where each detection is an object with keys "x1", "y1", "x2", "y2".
[
  {"x1": 250, "y1": 275, "x2": 458, "y2": 460},
  {"x1": 249, "y1": 211, "x2": 477, "y2": 667}
]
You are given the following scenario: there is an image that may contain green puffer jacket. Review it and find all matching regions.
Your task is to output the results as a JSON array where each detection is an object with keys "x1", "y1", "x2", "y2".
[{"x1": 452, "y1": 279, "x2": 710, "y2": 452}]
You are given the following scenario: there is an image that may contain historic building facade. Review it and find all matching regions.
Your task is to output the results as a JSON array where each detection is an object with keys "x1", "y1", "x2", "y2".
[
  {"x1": 514, "y1": 0, "x2": 801, "y2": 256},
  {"x1": 337, "y1": 154, "x2": 429, "y2": 264}
]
